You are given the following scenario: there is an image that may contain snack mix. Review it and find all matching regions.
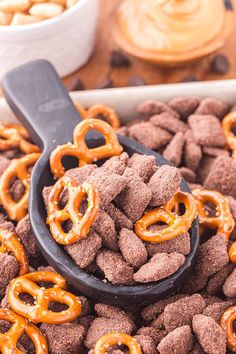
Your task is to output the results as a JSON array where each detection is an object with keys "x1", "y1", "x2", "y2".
[
  {"x1": 0, "y1": 0, "x2": 79, "y2": 26},
  {"x1": 0, "y1": 96, "x2": 236, "y2": 353}
]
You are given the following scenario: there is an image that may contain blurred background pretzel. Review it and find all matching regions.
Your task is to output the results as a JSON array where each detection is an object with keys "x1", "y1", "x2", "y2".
[
  {"x1": 0, "y1": 308, "x2": 48, "y2": 354},
  {"x1": 0, "y1": 152, "x2": 40, "y2": 221},
  {"x1": 0, "y1": 226, "x2": 28, "y2": 275},
  {"x1": 192, "y1": 188, "x2": 235, "y2": 238}
]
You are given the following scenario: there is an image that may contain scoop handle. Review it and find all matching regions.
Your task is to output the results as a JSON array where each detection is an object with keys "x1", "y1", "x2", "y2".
[{"x1": 2, "y1": 59, "x2": 83, "y2": 151}]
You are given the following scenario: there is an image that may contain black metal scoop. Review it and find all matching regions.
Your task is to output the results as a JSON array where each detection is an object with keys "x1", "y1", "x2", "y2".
[{"x1": 2, "y1": 60, "x2": 199, "y2": 307}]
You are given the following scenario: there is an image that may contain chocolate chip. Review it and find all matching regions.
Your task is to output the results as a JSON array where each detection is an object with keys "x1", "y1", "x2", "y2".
[
  {"x1": 127, "y1": 76, "x2": 146, "y2": 86},
  {"x1": 95, "y1": 78, "x2": 113, "y2": 89},
  {"x1": 211, "y1": 54, "x2": 230, "y2": 75},
  {"x1": 66, "y1": 77, "x2": 85, "y2": 91},
  {"x1": 110, "y1": 50, "x2": 131, "y2": 68},
  {"x1": 180, "y1": 75, "x2": 198, "y2": 83}
]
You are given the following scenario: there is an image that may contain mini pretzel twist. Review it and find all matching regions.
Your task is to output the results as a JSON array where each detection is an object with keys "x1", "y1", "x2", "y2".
[
  {"x1": 94, "y1": 333, "x2": 142, "y2": 354},
  {"x1": 0, "y1": 124, "x2": 21, "y2": 150},
  {"x1": 0, "y1": 308, "x2": 48, "y2": 354},
  {"x1": 228, "y1": 241, "x2": 236, "y2": 263},
  {"x1": 135, "y1": 191, "x2": 197, "y2": 243},
  {"x1": 0, "y1": 123, "x2": 39, "y2": 154},
  {"x1": 192, "y1": 189, "x2": 235, "y2": 239},
  {"x1": 222, "y1": 111, "x2": 236, "y2": 159},
  {"x1": 50, "y1": 118, "x2": 123, "y2": 179},
  {"x1": 220, "y1": 306, "x2": 236, "y2": 352},
  {"x1": 8, "y1": 271, "x2": 82, "y2": 324},
  {"x1": 0, "y1": 226, "x2": 28, "y2": 275},
  {"x1": 73, "y1": 101, "x2": 121, "y2": 130},
  {"x1": 47, "y1": 176, "x2": 100, "y2": 245},
  {"x1": 0, "y1": 152, "x2": 41, "y2": 221}
]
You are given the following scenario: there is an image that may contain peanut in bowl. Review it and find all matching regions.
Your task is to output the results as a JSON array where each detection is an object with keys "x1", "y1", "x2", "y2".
[{"x1": 0, "y1": 0, "x2": 98, "y2": 78}]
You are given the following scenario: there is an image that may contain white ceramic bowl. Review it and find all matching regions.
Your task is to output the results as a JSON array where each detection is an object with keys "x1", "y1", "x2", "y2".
[{"x1": 0, "y1": 0, "x2": 99, "y2": 78}]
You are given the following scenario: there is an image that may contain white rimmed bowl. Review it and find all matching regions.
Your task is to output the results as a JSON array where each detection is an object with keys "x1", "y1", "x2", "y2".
[{"x1": 0, "y1": 0, "x2": 99, "y2": 78}]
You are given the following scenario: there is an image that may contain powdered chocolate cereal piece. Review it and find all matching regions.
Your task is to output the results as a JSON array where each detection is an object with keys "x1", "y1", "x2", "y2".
[
  {"x1": 96, "y1": 250, "x2": 134, "y2": 285},
  {"x1": 200, "y1": 293, "x2": 224, "y2": 306},
  {"x1": 148, "y1": 165, "x2": 181, "y2": 206},
  {"x1": 65, "y1": 164, "x2": 97, "y2": 185},
  {"x1": 101, "y1": 152, "x2": 129, "y2": 175},
  {"x1": 183, "y1": 130, "x2": 202, "y2": 171},
  {"x1": 189, "y1": 342, "x2": 205, "y2": 354},
  {"x1": 202, "y1": 147, "x2": 229, "y2": 157},
  {"x1": 137, "y1": 326, "x2": 167, "y2": 345},
  {"x1": 206, "y1": 263, "x2": 234, "y2": 295},
  {"x1": 189, "y1": 183, "x2": 203, "y2": 191},
  {"x1": 104, "y1": 203, "x2": 133, "y2": 231},
  {"x1": 76, "y1": 315, "x2": 95, "y2": 332},
  {"x1": 163, "y1": 132, "x2": 185, "y2": 167},
  {"x1": 192, "y1": 314, "x2": 226, "y2": 354},
  {"x1": 163, "y1": 294, "x2": 206, "y2": 331},
  {"x1": 134, "y1": 335, "x2": 157, "y2": 354},
  {"x1": 117, "y1": 126, "x2": 129, "y2": 137},
  {"x1": 65, "y1": 230, "x2": 102, "y2": 269},
  {"x1": 188, "y1": 114, "x2": 226, "y2": 147},
  {"x1": 119, "y1": 228, "x2": 148, "y2": 268},
  {"x1": 87, "y1": 169, "x2": 127, "y2": 208},
  {"x1": 151, "y1": 312, "x2": 165, "y2": 329},
  {"x1": 197, "y1": 156, "x2": 215, "y2": 184},
  {"x1": 194, "y1": 98, "x2": 229, "y2": 119},
  {"x1": 115, "y1": 168, "x2": 152, "y2": 222},
  {"x1": 168, "y1": 96, "x2": 200, "y2": 120},
  {"x1": 202, "y1": 301, "x2": 232, "y2": 323},
  {"x1": 141, "y1": 294, "x2": 185, "y2": 322},
  {"x1": 42, "y1": 186, "x2": 52, "y2": 209},
  {"x1": 95, "y1": 303, "x2": 136, "y2": 332},
  {"x1": 223, "y1": 268, "x2": 236, "y2": 297},
  {"x1": 150, "y1": 112, "x2": 188, "y2": 134},
  {"x1": 146, "y1": 232, "x2": 190, "y2": 257},
  {"x1": 204, "y1": 155, "x2": 236, "y2": 198},
  {"x1": 181, "y1": 270, "x2": 208, "y2": 294},
  {"x1": 179, "y1": 167, "x2": 196, "y2": 183},
  {"x1": 195, "y1": 234, "x2": 229, "y2": 278},
  {"x1": 137, "y1": 100, "x2": 180, "y2": 119},
  {"x1": 93, "y1": 209, "x2": 119, "y2": 251},
  {"x1": 157, "y1": 325, "x2": 193, "y2": 354},
  {"x1": 133, "y1": 253, "x2": 185, "y2": 283},
  {"x1": 0, "y1": 253, "x2": 19, "y2": 296},
  {"x1": 40, "y1": 323, "x2": 85, "y2": 354},
  {"x1": 16, "y1": 214, "x2": 40, "y2": 258},
  {"x1": 0, "y1": 156, "x2": 10, "y2": 176},
  {"x1": 85, "y1": 317, "x2": 133, "y2": 349},
  {"x1": 128, "y1": 153, "x2": 157, "y2": 182},
  {"x1": 128, "y1": 122, "x2": 172, "y2": 150}
]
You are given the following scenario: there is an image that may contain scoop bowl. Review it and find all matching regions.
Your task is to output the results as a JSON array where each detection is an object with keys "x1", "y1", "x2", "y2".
[{"x1": 2, "y1": 60, "x2": 199, "y2": 306}]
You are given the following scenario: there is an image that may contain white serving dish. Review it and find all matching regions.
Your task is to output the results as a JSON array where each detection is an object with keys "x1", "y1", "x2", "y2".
[
  {"x1": 1, "y1": 80, "x2": 236, "y2": 123},
  {"x1": 0, "y1": 0, "x2": 99, "y2": 79}
]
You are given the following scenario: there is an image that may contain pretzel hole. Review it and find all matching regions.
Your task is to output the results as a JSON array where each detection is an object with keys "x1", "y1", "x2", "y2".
[
  {"x1": 9, "y1": 177, "x2": 26, "y2": 203},
  {"x1": 48, "y1": 302, "x2": 69, "y2": 312},
  {"x1": 19, "y1": 292, "x2": 35, "y2": 305},
  {"x1": 230, "y1": 122, "x2": 236, "y2": 135},
  {"x1": 0, "y1": 320, "x2": 11, "y2": 333},
  {"x1": 62, "y1": 220, "x2": 73, "y2": 233},
  {"x1": 61, "y1": 155, "x2": 79, "y2": 173},
  {"x1": 58, "y1": 187, "x2": 69, "y2": 209},
  {"x1": 202, "y1": 201, "x2": 217, "y2": 217},
  {"x1": 18, "y1": 333, "x2": 35, "y2": 352}
]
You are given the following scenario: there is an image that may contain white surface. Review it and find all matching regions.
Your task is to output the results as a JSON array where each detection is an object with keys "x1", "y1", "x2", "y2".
[
  {"x1": 1, "y1": 80, "x2": 236, "y2": 123},
  {"x1": 0, "y1": 0, "x2": 99, "y2": 78}
]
